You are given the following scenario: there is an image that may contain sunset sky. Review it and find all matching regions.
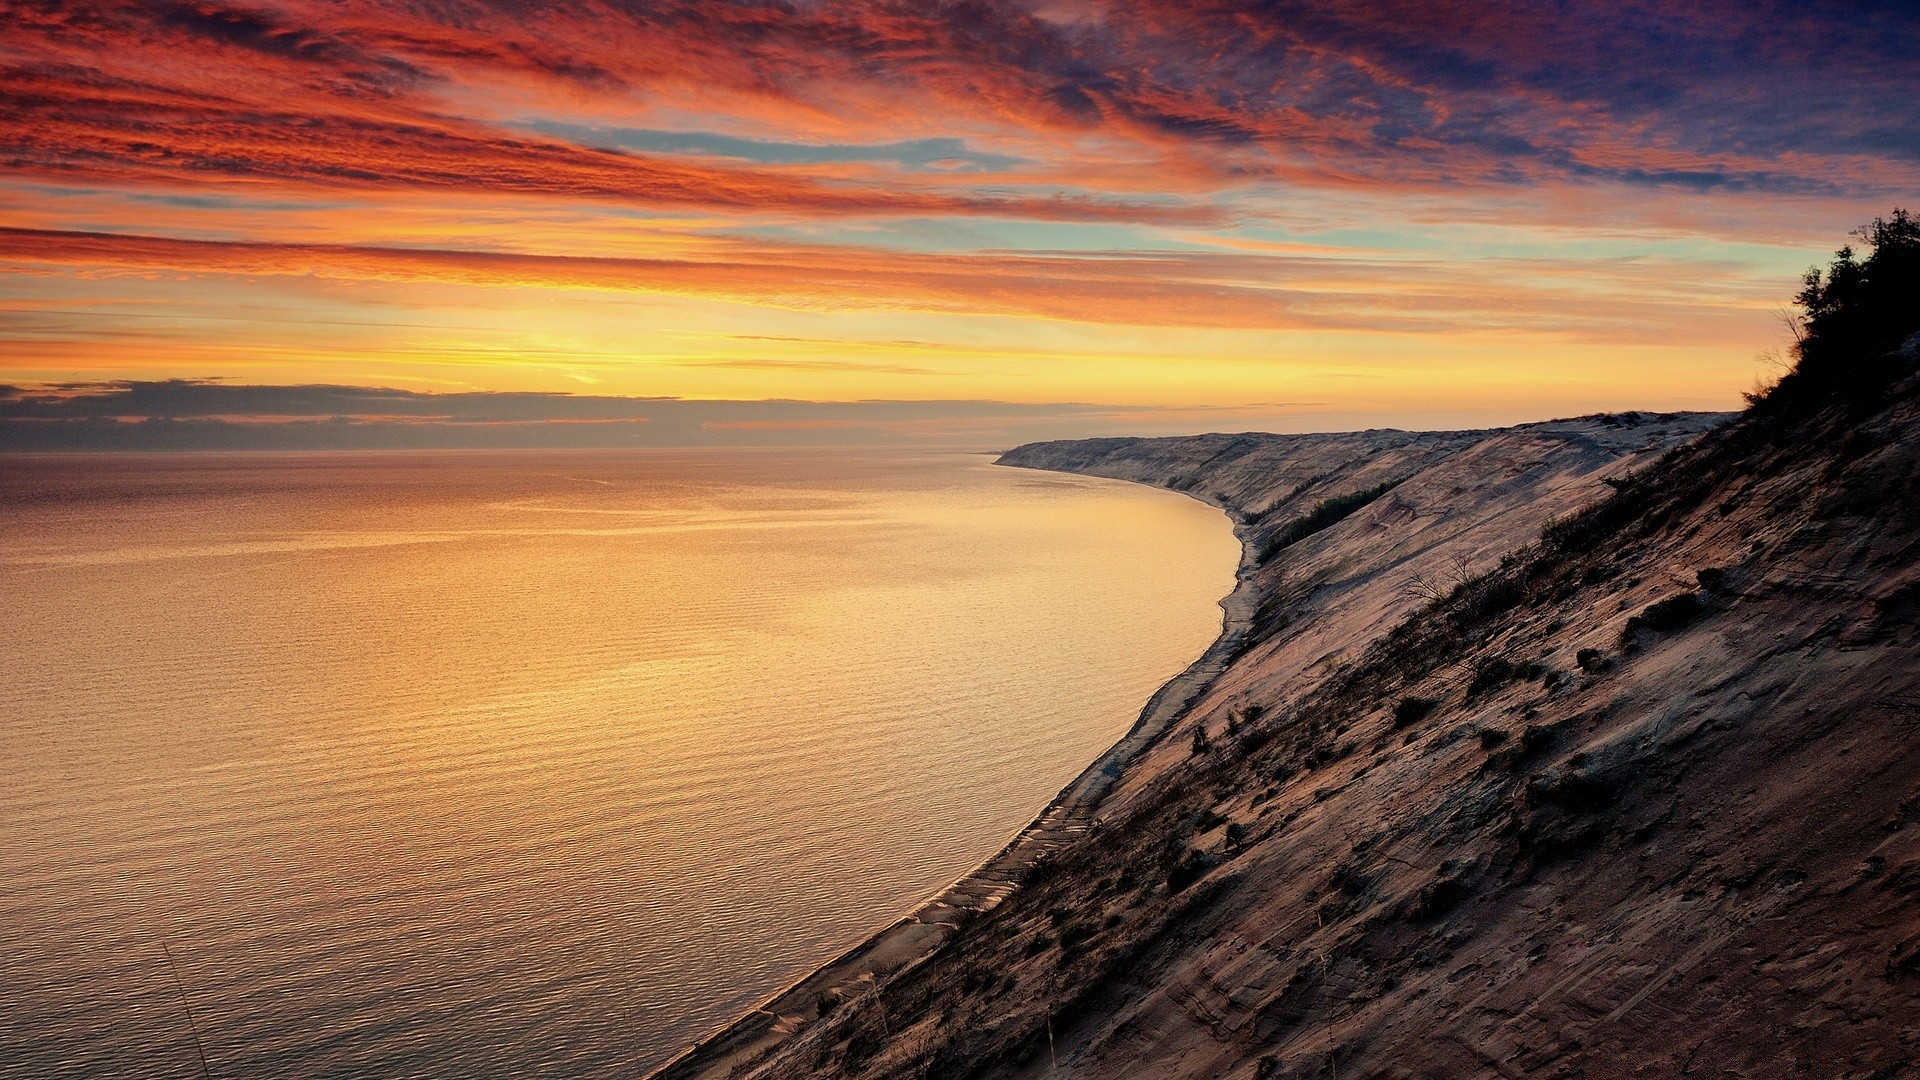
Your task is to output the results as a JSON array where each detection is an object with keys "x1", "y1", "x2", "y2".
[{"x1": 3, "y1": 0, "x2": 1916, "y2": 444}]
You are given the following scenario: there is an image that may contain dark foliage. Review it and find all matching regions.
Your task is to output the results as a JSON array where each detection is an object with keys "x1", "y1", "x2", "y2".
[
  {"x1": 1166, "y1": 849, "x2": 1211, "y2": 893},
  {"x1": 1259, "y1": 478, "x2": 1404, "y2": 563},
  {"x1": 1622, "y1": 591, "x2": 1705, "y2": 643},
  {"x1": 1404, "y1": 864, "x2": 1473, "y2": 920},
  {"x1": 1466, "y1": 657, "x2": 1517, "y2": 697},
  {"x1": 1773, "y1": 208, "x2": 1920, "y2": 402},
  {"x1": 1467, "y1": 657, "x2": 1542, "y2": 699},
  {"x1": 1393, "y1": 696, "x2": 1439, "y2": 728}
]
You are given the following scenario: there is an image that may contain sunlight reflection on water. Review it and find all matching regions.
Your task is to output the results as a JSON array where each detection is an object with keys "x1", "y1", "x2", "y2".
[{"x1": 0, "y1": 448, "x2": 1237, "y2": 1078}]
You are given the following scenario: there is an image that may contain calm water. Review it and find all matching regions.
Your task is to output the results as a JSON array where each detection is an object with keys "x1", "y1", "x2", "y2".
[{"x1": 0, "y1": 449, "x2": 1238, "y2": 1079}]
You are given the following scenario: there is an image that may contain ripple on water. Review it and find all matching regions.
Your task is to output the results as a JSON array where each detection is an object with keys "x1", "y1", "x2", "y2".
[{"x1": 0, "y1": 449, "x2": 1238, "y2": 1078}]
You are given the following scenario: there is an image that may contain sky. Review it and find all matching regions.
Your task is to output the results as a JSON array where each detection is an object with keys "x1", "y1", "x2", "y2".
[{"x1": 3, "y1": 0, "x2": 1916, "y2": 447}]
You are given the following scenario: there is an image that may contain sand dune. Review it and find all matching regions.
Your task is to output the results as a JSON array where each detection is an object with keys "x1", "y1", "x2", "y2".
[{"x1": 740, "y1": 363, "x2": 1918, "y2": 1077}]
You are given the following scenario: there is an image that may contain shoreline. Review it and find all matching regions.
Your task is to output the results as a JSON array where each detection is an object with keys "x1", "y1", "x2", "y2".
[{"x1": 645, "y1": 464, "x2": 1261, "y2": 1080}]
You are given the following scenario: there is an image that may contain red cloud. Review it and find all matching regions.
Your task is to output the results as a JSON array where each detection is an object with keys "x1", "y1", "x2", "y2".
[{"x1": 6, "y1": 0, "x2": 1913, "y2": 216}]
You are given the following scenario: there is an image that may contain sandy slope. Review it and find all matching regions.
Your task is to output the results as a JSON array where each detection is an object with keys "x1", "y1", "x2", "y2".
[
  {"x1": 649, "y1": 410, "x2": 1733, "y2": 1080},
  {"x1": 975, "y1": 394, "x2": 1920, "y2": 1078},
  {"x1": 742, "y1": 365, "x2": 1920, "y2": 1078}
]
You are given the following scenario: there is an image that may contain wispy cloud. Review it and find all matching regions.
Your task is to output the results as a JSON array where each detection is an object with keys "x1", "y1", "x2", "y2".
[
  {"x1": 0, "y1": 226, "x2": 1783, "y2": 337},
  {"x1": 519, "y1": 123, "x2": 1030, "y2": 173}
]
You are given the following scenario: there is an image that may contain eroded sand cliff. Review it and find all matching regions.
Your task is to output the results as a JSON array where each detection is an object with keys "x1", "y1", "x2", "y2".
[{"x1": 659, "y1": 362, "x2": 1920, "y2": 1079}]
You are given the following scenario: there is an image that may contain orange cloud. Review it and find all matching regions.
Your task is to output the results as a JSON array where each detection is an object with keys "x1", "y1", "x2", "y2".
[{"x1": 0, "y1": 225, "x2": 1779, "y2": 340}]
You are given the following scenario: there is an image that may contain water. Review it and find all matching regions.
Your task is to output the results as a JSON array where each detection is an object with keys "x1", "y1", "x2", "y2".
[{"x1": 0, "y1": 448, "x2": 1239, "y2": 1078}]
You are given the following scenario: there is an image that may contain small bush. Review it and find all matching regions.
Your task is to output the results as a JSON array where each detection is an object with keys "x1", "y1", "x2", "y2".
[
  {"x1": 1623, "y1": 592, "x2": 1705, "y2": 642},
  {"x1": 1575, "y1": 647, "x2": 1611, "y2": 673},
  {"x1": 1407, "y1": 869, "x2": 1472, "y2": 920},
  {"x1": 1447, "y1": 567, "x2": 1530, "y2": 629},
  {"x1": 1466, "y1": 657, "x2": 1517, "y2": 698},
  {"x1": 1393, "y1": 696, "x2": 1440, "y2": 728},
  {"x1": 1478, "y1": 728, "x2": 1509, "y2": 750},
  {"x1": 1328, "y1": 859, "x2": 1372, "y2": 896},
  {"x1": 1166, "y1": 850, "x2": 1211, "y2": 893},
  {"x1": 1529, "y1": 769, "x2": 1614, "y2": 812},
  {"x1": 1057, "y1": 922, "x2": 1096, "y2": 954}
]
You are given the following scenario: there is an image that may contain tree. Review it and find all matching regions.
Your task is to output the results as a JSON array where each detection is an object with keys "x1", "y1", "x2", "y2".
[{"x1": 1788, "y1": 208, "x2": 1920, "y2": 392}]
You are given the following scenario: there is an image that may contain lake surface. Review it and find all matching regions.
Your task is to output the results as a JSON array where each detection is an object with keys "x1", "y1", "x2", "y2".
[{"x1": 0, "y1": 449, "x2": 1239, "y2": 1078}]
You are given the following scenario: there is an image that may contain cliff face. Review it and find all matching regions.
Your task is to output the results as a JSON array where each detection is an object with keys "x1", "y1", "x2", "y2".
[{"x1": 665, "y1": 375, "x2": 1920, "y2": 1079}]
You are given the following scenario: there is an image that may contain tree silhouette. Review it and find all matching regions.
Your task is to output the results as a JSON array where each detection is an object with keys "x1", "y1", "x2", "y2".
[{"x1": 1786, "y1": 208, "x2": 1920, "y2": 395}]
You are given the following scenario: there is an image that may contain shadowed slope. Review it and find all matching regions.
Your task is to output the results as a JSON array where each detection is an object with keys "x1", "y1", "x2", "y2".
[{"x1": 650, "y1": 411, "x2": 1721, "y2": 1080}]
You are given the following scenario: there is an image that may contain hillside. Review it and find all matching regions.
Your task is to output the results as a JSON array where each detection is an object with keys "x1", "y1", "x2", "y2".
[
  {"x1": 661, "y1": 324, "x2": 1920, "y2": 1077},
  {"x1": 650, "y1": 411, "x2": 1730, "y2": 1080}
]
